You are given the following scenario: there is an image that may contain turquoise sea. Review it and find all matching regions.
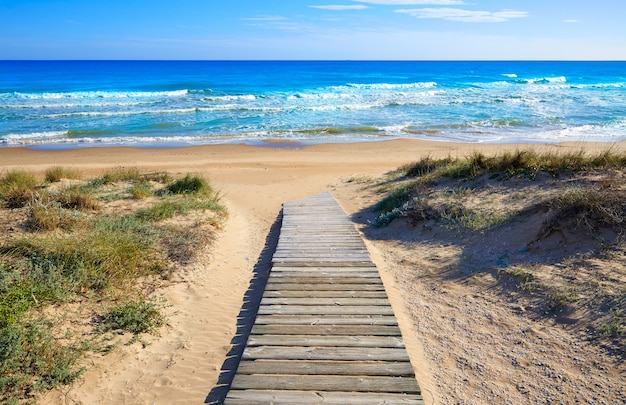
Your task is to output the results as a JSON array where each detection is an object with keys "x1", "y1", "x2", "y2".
[{"x1": 1, "y1": 61, "x2": 625, "y2": 148}]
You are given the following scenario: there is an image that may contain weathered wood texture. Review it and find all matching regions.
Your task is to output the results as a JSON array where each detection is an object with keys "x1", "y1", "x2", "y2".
[{"x1": 224, "y1": 193, "x2": 423, "y2": 404}]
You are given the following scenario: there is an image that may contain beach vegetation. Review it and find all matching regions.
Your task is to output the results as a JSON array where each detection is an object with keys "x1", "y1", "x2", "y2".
[
  {"x1": 44, "y1": 166, "x2": 81, "y2": 183},
  {"x1": 0, "y1": 168, "x2": 225, "y2": 402},
  {"x1": 167, "y1": 173, "x2": 212, "y2": 196},
  {"x1": 100, "y1": 297, "x2": 166, "y2": 335},
  {"x1": 130, "y1": 181, "x2": 153, "y2": 199},
  {"x1": 0, "y1": 170, "x2": 39, "y2": 209}
]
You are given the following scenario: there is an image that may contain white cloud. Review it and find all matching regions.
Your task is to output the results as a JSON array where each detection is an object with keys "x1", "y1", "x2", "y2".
[
  {"x1": 354, "y1": 0, "x2": 465, "y2": 4},
  {"x1": 310, "y1": 5, "x2": 369, "y2": 10},
  {"x1": 396, "y1": 8, "x2": 528, "y2": 23},
  {"x1": 564, "y1": 19, "x2": 580, "y2": 23}
]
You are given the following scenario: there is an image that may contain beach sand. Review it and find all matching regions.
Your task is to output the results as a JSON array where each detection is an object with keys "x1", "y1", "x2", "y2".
[{"x1": 1, "y1": 139, "x2": 624, "y2": 404}]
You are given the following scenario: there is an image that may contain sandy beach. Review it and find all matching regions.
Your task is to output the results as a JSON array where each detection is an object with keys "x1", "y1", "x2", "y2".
[{"x1": 1, "y1": 138, "x2": 624, "y2": 404}]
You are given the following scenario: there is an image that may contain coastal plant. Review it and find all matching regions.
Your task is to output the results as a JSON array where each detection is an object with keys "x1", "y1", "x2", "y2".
[
  {"x1": 100, "y1": 297, "x2": 165, "y2": 335},
  {"x1": 544, "y1": 188, "x2": 625, "y2": 234},
  {"x1": 44, "y1": 166, "x2": 81, "y2": 183},
  {"x1": 0, "y1": 170, "x2": 39, "y2": 208},
  {"x1": 0, "y1": 319, "x2": 84, "y2": 403},
  {"x1": 135, "y1": 199, "x2": 226, "y2": 222},
  {"x1": 26, "y1": 197, "x2": 80, "y2": 231},
  {"x1": 130, "y1": 181, "x2": 153, "y2": 199},
  {"x1": 167, "y1": 174, "x2": 212, "y2": 196},
  {"x1": 56, "y1": 189, "x2": 101, "y2": 211}
]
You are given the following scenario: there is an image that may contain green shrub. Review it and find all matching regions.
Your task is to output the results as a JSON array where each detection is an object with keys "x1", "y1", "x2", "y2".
[
  {"x1": 0, "y1": 170, "x2": 39, "y2": 209},
  {"x1": 167, "y1": 174, "x2": 212, "y2": 195},
  {"x1": 130, "y1": 181, "x2": 153, "y2": 199},
  {"x1": 0, "y1": 320, "x2": 83, "y2": 403},
  {"x1": 44, "y1": 166, "x2": 81, "y2": 183},
  {"x1": 100, "y1": 297, "x2": 165, "y2": 335}
]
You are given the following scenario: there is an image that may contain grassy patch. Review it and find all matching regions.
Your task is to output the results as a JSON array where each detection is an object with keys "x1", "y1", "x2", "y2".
[
  {"x1": 0, "y1": 320, "x2": 83, "y2": 404},
  {"x1": 130, "y1": 181, "x2": 153, "y2": 199},
  {"x1": 0, "y1": 169, "x2": 226, "y2": 402},
  {"x1": 100, "y1": 297, "x2": 165, "y2": 335},
  {"x1": 167, "y1": 174, "x2": 212, "y2": 196},
  {"x1": 0, "y1": 170, "x2": 39, "y2": 209},
  {"x1": 45, "y1": 166, "x2": 81, "y2": 183}
]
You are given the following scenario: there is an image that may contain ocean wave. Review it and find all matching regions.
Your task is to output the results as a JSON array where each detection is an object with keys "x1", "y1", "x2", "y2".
[
  {"x1": 342, "y1": 82, "x2": 438, "y2": 90},
  {"x1": 1, "y1": 131, "x2": 68, "y2": 143},
  {"x1": 1, "y1": 89, "x2": 189, "y2": 101},
  {"x1": 514, "y1": 76, "x2": 567, "y2": 84}
]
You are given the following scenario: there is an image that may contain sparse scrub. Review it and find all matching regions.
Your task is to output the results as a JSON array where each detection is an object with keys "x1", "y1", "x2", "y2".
[
  {"x1": 135, "y1": 199, "x2": 225, "y2": 222},
  {"x1": 26, "y1": 198, "x2": 80, "y2": 232},
  {"x1": 0, "y1": 170, "x2": 39, "y2": 209},
  {"x1": 130, "y1": 181, "x2": 153, "y2": 199},
  {"x1": 0, "y1": 167, "x2": 226, "y2": 402},
  {"x1": 0, "y1": 320, "x2": 84, "y2": 403},
  {"x1": 45, "y1": 166, "x2": 81, "y2": 183},
  {"x1": 545, "y1": 188, "x2": 625, "y2": 234},
  {"x1": 56, "y1": 189, "x2": 101, "y2": 210},
  {"x1": 100, "y1": 297, "x2": 165, "y2": 335},
  {"x1": 167, "y1": 174, "x2": 212, "y2": 196}
]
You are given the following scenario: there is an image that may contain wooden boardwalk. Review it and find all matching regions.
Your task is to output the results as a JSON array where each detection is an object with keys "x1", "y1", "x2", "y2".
[{"x1": 224, "y1": 193, "x2": 423, "y2": 404}]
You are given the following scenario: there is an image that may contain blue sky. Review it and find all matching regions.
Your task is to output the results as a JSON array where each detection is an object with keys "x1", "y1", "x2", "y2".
[{"x1": 1, "y1": 0, "x2": 625, "y2": 60}]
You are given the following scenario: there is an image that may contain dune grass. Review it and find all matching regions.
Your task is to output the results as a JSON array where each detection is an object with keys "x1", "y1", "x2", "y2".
[
  {"x1": 373, "y1": 148, "x2": 626, "y2": 227},
  {"x1": 0, "y1": 168, "x2": 225, "y2": 402}
]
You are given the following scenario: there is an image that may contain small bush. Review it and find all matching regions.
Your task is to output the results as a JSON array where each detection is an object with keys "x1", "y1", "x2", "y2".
[
  {"x1": 0, "y1": 320, "x2": 83, "y2": 403},
  {"x1": 56, "y1": 190, "x2": 101, "y2": 211},
  {"x1": 167, "y1": 174, "x2": 212, "y2": 196},
  {"x1": 100, "y1": 297, "x2": 165, "y2": 335},
  {"x1": 45, "y1": 166, "x2": 81, "y2": 183},
  {"x1": 90, "y1": 167, "x2": 142, "y2": 187},
  {"x1": 0, "y1": 170, "x2": 39, "y2": 209},
  {"x1": 26, "y1": 200, "x2": 79, "y2": 232},
  {"x1": 130, "y1": 181, "x2": 153, "y2": 199}
]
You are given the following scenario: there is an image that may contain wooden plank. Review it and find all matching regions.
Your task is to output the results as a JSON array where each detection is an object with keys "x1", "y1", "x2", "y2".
[
  {"x1": 264, "y1": 283, "x2": 386, "y2": 291},
  {"x1": 250, "y1": 324, "x2": 402, "y2": 336},
  {"x1": 265, "y1": 277, "x2": 383, "y2": 285},
  {"x1": 230, "y1": 375, "x2": 420, "y2": 394},
  {"x1": 260, "y1": 297, "x2": 390, "y2": 306},
  {"x1": 270, "y1": 266, "x2": 378, "y2": 271},
  {"x1": 262, "y1": 290, "x2": 388, "y2": 298},
  {"x1": 268, "y1": 271, "x2": 381, "y2": 278},
  {"x1": 224, "y1": 390, "x2": 424, "y2": 405},
  {"x1": 242, "y1": 346, "x2": 411, "y2": 362},
  {"x1": 253, "y1": 315, "x2": 399, "y2": 326},
  {"x1": 246, "y1": 335, "x2": 405, "y2": 348},
  {"x1": 257, "y1": 305, "x2": 395, "y2": 316},
  {"x1": 235, "y1": 360, "x2": 415, "y2": 377},
  {"x1": 271, "y1": 261, "x2": 375, "y2": 267}
]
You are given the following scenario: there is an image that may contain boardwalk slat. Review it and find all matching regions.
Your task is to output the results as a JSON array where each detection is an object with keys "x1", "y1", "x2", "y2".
[
  {"x1": 253, "y1": 315, "x2": 399, "y2": 325},
  {"x1": 230, "y1": 375, "x2": 420, "y2": 394},
  {"x1": 224, "y1": 390, "x2": 424, "y2": 405},
  {"x1": 246, "y1": 335, "x2": 405, "y2": 348},
  {"x1": 235, "y1": 360, "x2": 415, "y2": 376},
  {"x1": 260, "y1": 297, "x2": 390, "y2": 306},
  {"x1": 250, "y1": 324, "x2": 402, "y2": 336},
  {"x1": 262, "y1": 290, "x2": 389, "y2": 298},
  {"x1": 257, "y1": 305, "x2": 395, "y2": 316},
  {"x1": 242, "y1": 346, "x2": 411, "y2": 362},
  {"x1": 264, "y1": 283, "x2": 386, "y2": 291}
]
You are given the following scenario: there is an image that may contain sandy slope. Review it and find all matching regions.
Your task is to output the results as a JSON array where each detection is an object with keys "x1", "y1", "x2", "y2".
[{"x1": 1, "y1": 139, "x2": 623, "y2": 404}]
